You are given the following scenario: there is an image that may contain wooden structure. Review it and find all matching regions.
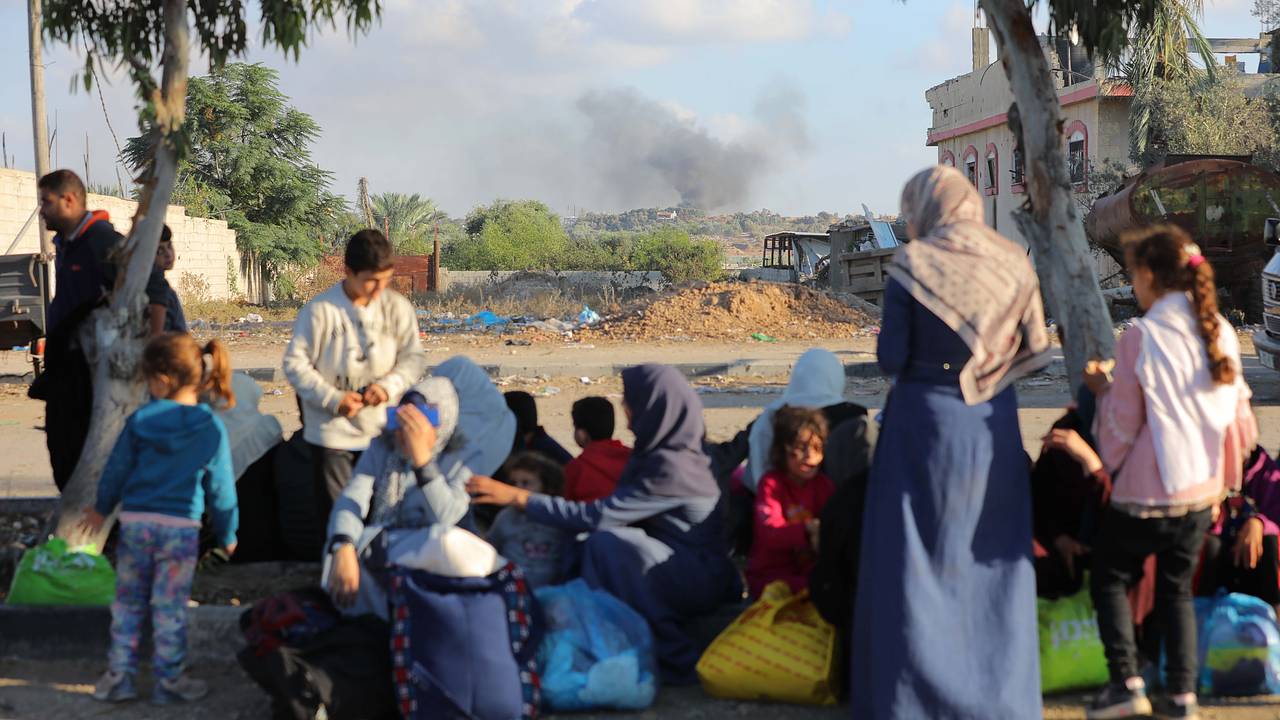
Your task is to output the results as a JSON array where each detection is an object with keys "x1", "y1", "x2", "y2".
[{"x1": 829, "y1": 247, "x2": 896, "y2": 305}]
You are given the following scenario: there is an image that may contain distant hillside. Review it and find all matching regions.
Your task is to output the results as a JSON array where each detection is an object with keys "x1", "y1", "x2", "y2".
[{"x1": 570, "y1": 207, "x2": 855, "y2": 239}]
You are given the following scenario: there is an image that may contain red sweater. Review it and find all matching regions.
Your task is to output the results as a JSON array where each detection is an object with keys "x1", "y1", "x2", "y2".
[
  {"x1": 746, "y1": 469, "x2": 835, "y2": 598},
  {"x1": 564, "y1": 440, "x2": 632, "y2": 502}
]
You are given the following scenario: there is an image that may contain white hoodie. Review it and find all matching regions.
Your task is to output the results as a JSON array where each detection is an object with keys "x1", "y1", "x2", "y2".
[{"x1": 283, "y1": 282, "x2": 427, "y2": 451}]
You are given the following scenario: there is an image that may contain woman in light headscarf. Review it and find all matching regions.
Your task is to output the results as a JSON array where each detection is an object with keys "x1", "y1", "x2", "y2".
[
  {"x1": 324, "y1": 377, "x2": 462, "y2": 619},
  {"x1": 851, "y1": 165, "x2": 1052, "y2": 719},
  {"x1": 745, "y1": 348, "x2": 869, "y2": 492},
  {"x1": 432, "y1": 356, "x2": 518, "y2": 529},
  {"x1": 469, "y1": 364, "x2": 741, "y2": 685}
]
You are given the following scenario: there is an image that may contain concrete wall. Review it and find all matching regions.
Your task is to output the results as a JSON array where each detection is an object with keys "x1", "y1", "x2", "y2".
[
  {"x1": 0, "y1": 168, "x2": 242, "y2": 300},
  {"x1": 440, "y1": 270, "x2": 667, "y2": 293}
]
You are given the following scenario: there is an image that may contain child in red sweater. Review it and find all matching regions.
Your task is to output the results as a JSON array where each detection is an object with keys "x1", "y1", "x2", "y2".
[
  {"x1": 563, "y1": 397, "x2": 631, "y2": 501},
  {"x1": 746, "y1": 406, "x2": 834, "y2": 597}
]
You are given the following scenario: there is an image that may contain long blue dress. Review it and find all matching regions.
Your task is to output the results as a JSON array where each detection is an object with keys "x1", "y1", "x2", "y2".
[{"x1": 851, "y1": 279, "x2": 1040, "y2": 718}]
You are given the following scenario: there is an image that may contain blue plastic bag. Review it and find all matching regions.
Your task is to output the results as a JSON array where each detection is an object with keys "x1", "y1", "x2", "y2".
[
  {"x1": 576, "y1": 305, "x2": 601, "y2": 326},
  {"x1": 466, "y1": 310, "x2": 510, "y2": 328},
  {"x1": 534, "y1": 579, "x2": 656, "y2": 711},
  {"x1": 1194, "y1": 592, "x2": 1280, "y2": 696}
]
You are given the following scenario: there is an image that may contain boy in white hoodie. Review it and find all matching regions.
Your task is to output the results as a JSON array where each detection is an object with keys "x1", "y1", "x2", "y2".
[{"x1": 284, "y1": 229, "x2": 427, "y2": 539}]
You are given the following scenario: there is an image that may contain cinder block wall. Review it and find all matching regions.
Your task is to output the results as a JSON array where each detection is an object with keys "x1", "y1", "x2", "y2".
[{"x1": 0, "y1": 168, "x2": 242, "y2": 300}]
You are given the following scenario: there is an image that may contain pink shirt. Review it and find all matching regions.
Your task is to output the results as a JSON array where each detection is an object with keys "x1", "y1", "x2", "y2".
[{"x1": 1096, "y1": 325, "x2": 1257, "y2": 511}]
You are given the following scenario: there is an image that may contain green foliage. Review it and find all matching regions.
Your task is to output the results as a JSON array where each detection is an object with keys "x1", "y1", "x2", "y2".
[
  {"x1": 123, "y1": 63, "x2": 345, "y2": 281},
  {"x1": 372, "y1": 193, "x2": 444, "y2": 255},
  {"x1": 630, "y1": 228, "x2": 724, "y2": 284},
  {"x1": 43, "y1": 0, "x2": 380, "y2": 96},
  {"x1": 449, "y1": 200, "x2": 571, "y2": 270},
  {"x1": 1132, "y1": 74, "x2": 1279, "y2": 168}
]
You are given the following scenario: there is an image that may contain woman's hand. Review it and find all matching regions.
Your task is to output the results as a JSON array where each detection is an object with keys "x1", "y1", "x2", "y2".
[
  {"x1": 1234, "y1": 516, "x2": 1265, "y2": 570},
  {"x1": 1041, "y1": 428, "x2": 1103, "y2": 474},
  {"x1": 329, "y1": 544, "x2": 360, "y2": 608},
  {"x1": 467, "y1": 475, "x2": 530, "y2": 509},
  {"x1": 397, "y1": 404, "x2": 438, "y2": 470},
  {"x1": 1053, "y1": 534, "x2": 1091, "y2": 580},
  {"x1": 1083, "y1": 359, "x2": 1116, "y2": 396},
  {"x1": 79, "y1": 508, "x2": 105, "y2": 536}
]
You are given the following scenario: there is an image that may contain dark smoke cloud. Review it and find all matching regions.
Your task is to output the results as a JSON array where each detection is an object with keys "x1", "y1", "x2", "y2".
[{"x1": 575, "y1": 84, "x2": 811, "y2": 209}]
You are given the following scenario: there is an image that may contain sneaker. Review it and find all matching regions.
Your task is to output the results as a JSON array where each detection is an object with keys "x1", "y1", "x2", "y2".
[
  {"x1": 151, "y1": 674, "x2": 209, "y2": 705},
  {"x1": 1086, "y1": 680, "x2": 1154, "y2": 719},
  {"x1": 92, "y1": 670, "x2": 138, "y2": 702},
  {"x1": 1152, "y1": 694, "x2": 1201, "y2": 720}
]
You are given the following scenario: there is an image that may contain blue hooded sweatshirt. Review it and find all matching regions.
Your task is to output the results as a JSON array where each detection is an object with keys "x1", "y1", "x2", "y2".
[{"x1": 95, "y1": 399, "x2": 238, "y2": 547}]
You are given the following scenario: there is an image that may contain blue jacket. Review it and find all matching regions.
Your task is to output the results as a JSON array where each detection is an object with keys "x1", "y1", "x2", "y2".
[{"x1": 95, "y1": 400, "x2": 238, "y2": 547}]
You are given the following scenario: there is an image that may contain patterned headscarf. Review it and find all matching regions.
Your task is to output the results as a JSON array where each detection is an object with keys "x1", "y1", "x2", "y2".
[{"x1": 890, "y1": 165, "x2": 1053, "y2": 405}]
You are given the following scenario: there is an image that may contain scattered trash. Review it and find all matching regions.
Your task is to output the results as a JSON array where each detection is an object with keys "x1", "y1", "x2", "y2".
[
  {"x1": 189, "y1": 319, "x2": 210, "y2": 332},
  {"x1": 466, "y1": 310, "x2": 510, "y2": 328},
  {"x1": 750, "y1": 333, "x2": 778, "y2": 343},
  {"x1": 245, "y1": 313, "x2": 264, "y2": 323},
  {"x1": 537, "y1": 386, "x2": 562, "y2": 397},
  {"x1": 580, "y1": 377, "x2": 592, "y2": 385},
  {"x1": 577, "y1": 305, "x2": 602, "y2": 326},
  {"x1": 530, "y1": 319, "x2": 575, "y2": 334},
  {"x1": 505, "y1": 339, "x2": 532, "y2": 347},
  {"x1": 271, "y1": 389, "x2": 284, "y2": 396}
]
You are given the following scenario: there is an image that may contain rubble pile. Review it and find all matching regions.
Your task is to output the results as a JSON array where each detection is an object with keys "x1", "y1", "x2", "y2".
[{"x1": 577, "y1": 281, "x2": 878, "y2": 342}]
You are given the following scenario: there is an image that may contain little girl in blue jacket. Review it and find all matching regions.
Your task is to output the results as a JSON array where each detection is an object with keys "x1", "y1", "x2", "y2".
[{"x1": 82, "y1": 332, "x2": 239, "y2": 705}]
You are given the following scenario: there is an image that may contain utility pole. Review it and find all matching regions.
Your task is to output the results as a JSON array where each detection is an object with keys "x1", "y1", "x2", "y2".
[{"x1": 28, "y1": 0, "x2": 53, "y2": 259}]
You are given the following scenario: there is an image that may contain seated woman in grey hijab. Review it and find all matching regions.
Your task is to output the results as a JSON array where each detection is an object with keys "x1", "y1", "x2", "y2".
[{"x1": 323, "y1": 377, "x2": 463, "y2": 619}]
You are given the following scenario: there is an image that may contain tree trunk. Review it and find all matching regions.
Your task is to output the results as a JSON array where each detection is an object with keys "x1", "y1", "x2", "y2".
[
  {"x1": 27, "y1": 0, "x2": 52, "y2": 258},
  {"x1": 979, "y1": 0, "x2": 1115, "y2": 383},
  {"x1": 53, "y1": 0, "x2": 190, "y2": 548}
]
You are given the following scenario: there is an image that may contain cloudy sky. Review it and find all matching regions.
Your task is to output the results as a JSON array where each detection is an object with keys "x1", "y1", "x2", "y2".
[{"x1": 0, "y1": 0, "x2": 1265, "y2": 217}]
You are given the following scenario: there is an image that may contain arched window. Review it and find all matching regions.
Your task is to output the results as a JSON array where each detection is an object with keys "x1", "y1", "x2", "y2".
[
  {"x1": 961, "y1": 146, "x2": 979, "y2": 187},
  {"x1": 940, "y1": 150, "x2": 955, "y2": 167},
  {"x1": 1064, "y1": 121, "x2": 1089, "y2": 189},
  {"x1": 983, "y1": 143, "x2": 999, "y2": 196}
]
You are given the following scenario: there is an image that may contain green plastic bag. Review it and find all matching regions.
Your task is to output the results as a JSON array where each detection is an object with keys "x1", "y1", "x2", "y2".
[
  {"x1": 6, "y1": 538, "x2": 116, "y2": 606},
  {"x1": 1038, "y1": 579, "x2": 1109, "y2": 693}
]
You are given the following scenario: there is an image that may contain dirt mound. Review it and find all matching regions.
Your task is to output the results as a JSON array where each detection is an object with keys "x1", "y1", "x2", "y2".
[{"x1": 579, "y1": 281, "x2": 877, "y2": 342}]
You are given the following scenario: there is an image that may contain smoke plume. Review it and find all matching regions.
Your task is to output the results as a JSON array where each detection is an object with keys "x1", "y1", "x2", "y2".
[{"x1": 575, "y1": 84, "x2": 811, "y2": 209}]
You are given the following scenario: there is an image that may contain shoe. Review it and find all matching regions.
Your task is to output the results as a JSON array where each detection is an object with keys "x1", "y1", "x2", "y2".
[
  {"x1": 1152, "y1": 694, "x2": 1201, "y2": 720},
  {"x1": 92, "y1": 670, "x2": 138, "y2": 702},
  {"x1": 151, "y1": 674, "x2": 209, "y2": 704},
  {"x1": 1086, "y1": 680, "x2": 1154, "y2": 719}
]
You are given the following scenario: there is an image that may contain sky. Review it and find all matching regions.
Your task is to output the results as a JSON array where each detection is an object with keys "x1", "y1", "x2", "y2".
[{"x1": 0, "y1": 0, "x2": 1267, "y2": 218}]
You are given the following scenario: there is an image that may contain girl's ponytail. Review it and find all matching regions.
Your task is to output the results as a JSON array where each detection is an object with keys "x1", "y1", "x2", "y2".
[
  {"x1": 1188, "y1": 252, "x2": 1235, "y2": 385},
  {"x1": 1123, "y1": 224, "x2": 1236, "y2": 386},
  {"x1": 201, "y1": 339, "x2": 236, "y2": 408}
]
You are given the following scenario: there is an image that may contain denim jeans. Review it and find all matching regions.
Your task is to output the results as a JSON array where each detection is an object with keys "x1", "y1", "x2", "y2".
[{"x1": 1090, "y1": 506, "x2": 1212, "y2": 694}]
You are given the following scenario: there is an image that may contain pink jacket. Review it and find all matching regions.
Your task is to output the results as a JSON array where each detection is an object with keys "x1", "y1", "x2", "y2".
[{"x1": 1096, "y1": 324, "x2": 1257, "y2": 510}]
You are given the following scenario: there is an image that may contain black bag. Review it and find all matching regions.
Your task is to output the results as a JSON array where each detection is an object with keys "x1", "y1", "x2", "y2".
[
  {"x1": 238, "y1": 612, "x2": 398, "y2": 720},
  {"x1": 275, "y1": 431, "x2": 326, "y2": 560}
]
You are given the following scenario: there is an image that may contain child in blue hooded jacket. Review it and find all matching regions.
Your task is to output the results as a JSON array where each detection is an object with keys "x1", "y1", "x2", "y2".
[{"x1": 82, "y1": 332, "x2": 239, "y2": 705}]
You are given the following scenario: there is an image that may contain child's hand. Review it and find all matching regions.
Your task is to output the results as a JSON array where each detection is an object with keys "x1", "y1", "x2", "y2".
[
  {"x1": 1053, "y1": 534, "x2": 1091, "y2": 579},
  {"x1": 1082, "y1": 359, "x2": 1115, "y2": 395},
  {"x1": 362, "y1": 384, "x2": 389, "y2": 406},
  {"x1": 79, "y1": 508, "x2": 105, "y2": 535},
  {"x1": 397, "y1": 404, "x2": 438, "y2": 469},
  {"x1": 1234, "y1": 517, "x2": 1265, "y2": 570},
  {"x1": 467, "y1": 475, "x2": 530, "y2": 509},
  {"x1": 224, "y1": 542, "x2": 238, "y2": 557},
  {"x1": 805, "y1": 519, "x2": 821, "y2": 552},
  {"x1": 337, "y1": 391, "x2": 365, "y2": 418},
  {"x1": 329, "y1": 544, "x2": 360, "y2": 608},
  {"x1": 1041, "y1": 429, "x2": 1103, "y2": 474}
]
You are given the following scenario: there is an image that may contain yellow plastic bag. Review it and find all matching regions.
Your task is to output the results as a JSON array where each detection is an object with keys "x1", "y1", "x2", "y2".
[{"x1": 696, "y1": 580, "x2": 838, "y2": 705}]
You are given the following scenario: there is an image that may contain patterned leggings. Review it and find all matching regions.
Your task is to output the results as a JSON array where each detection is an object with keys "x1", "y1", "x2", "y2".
[{"x1": 108, "y1": 522, "x2": 198, "y2": 680}]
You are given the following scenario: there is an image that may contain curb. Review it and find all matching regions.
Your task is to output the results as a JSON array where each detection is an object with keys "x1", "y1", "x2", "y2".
[
  {"x1": 0, "y1": 497, "x2": 58, "y2": 514},
  {"x1": 0, "y1": 604, "x2": 244, "y2": 664},
  {"x1": 234, "y1": 362, "x2": 892, "y2": 384}
]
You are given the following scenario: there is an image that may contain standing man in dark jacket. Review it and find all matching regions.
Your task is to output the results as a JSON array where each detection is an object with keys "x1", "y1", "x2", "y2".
[{"x1": 33, "y1": 169, "x2": 124, "y2": 491}]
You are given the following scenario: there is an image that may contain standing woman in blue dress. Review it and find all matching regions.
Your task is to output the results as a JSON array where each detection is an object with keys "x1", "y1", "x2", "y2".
[{"x1": 852, "y1": 165, "x2": 1053, "y2": 718}]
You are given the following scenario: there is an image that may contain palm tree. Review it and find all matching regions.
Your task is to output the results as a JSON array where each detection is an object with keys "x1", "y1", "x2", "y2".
[
  {"x1": 371, "y1": 192, "x2": 445, "y2": 254},
  {"x1": 1106, "y1": 0, "x2": 1217, "y2": 157}
]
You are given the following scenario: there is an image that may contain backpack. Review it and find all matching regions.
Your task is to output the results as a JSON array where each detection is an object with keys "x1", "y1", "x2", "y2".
[
  {"x1": 389, "y1": 562, "x2": 543, "y2": 720},
  {"x1": 237, "y1": 612, "x2": 398, "y2": 720},
  {"x1": 1194, "y1": 592, "x2": 1280, "y2": 696}
]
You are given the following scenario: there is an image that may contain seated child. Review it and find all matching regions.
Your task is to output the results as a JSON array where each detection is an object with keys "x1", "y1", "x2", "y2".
[
  {"x1": 1196, "y1": 446, "x2": 1280, "y2": 608},
  {"x1": 563, "y1": 396, "x2": 632, "y2": 502},
  {"x1": 487, "y1": 452, "x2": 570, "y2": 588},
  {"x1": 745, "y1": 406, "x2": 834, "y2": 597},
  {"x1": 83, "y1": 333, "x2": 239, "y2": 704}
]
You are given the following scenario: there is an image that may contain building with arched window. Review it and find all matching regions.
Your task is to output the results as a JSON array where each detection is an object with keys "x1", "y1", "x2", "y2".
[{"x1": 924, "y1": 32, "x2": 1132, "y2": 249}]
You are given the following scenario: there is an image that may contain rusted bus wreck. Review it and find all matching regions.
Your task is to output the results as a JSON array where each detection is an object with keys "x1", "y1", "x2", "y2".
[{"x1": 1086, "y1": 156, "x2": 1280, "y2": 318}]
